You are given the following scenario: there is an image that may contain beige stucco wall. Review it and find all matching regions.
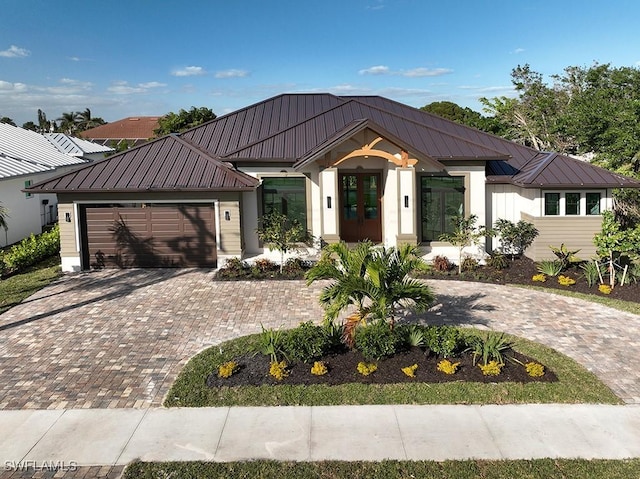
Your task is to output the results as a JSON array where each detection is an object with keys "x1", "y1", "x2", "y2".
[
  {"x1": 56, "y1": 191, "x2": 243, "y2": 271},
  {"x1": 521, "y1": 212, "x2": 602, "y2": 261}
]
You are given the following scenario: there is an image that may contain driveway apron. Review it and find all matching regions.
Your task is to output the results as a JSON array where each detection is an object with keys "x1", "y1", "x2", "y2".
[{"x1": 0, "y1": 270, "x2": 638, "y2": 409}]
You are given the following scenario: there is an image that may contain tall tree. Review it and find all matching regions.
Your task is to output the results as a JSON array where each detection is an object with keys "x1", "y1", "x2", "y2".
[
  {"x1": 37, "y1": 109, "x2": 53, "y2": 133},
  {"x1": 420, "y1": 101, "x2": 505, "y2": 134},
  {"x1": 153, "y1": 106, "x2": 217, "y2": 137},
  {"x1": 76, "y1": 108, "x2": 106, "y2": 132},
  {"x1": 57, "y1": 111, "x2": 81, "y2": 135}
]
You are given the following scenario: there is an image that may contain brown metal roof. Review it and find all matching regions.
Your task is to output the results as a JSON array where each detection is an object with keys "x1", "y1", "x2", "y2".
[
  {"x1": 27, "y1": 134, "x2": 258, "y2": 193},
  {"x1": 29, "y1": 94, "x2": 640, "y2": 193}
]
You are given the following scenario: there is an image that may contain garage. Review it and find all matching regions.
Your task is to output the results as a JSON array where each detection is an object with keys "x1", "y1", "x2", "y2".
[{"x1": 81, "y1": 203, "x2": 217, "y2": 268}]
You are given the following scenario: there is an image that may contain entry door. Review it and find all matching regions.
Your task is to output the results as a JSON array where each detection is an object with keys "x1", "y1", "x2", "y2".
[{"x1": 339, "y1": 172, "x2": 382, "y2": 242}]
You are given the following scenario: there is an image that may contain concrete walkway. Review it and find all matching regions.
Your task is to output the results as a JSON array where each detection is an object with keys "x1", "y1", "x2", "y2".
[{"x1": 2, "y1": 405, "x2": 639, "y2": 467}]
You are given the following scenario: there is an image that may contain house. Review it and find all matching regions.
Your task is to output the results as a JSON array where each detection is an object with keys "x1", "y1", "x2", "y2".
[
  {"x1": 0, "y1": 122, "x2": 113, "y2": 246},
  {"x1": 26, "y1": 94, "x2": 640, "y2": 272},
  {"x1": 78, "y1": 116, "x2": 161, "y2": 149}
]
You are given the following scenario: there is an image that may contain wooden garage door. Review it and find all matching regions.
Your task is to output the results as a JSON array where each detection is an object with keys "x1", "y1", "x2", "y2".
[{"x1": 82, "y1": 204, "x2": 217, "y2": 268}]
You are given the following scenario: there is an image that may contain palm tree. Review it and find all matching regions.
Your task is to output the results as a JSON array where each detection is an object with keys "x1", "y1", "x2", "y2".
[
  {"x1": 57, "y1": 111, "x2": 81, "y2": 135},
  {"x1": 76, "y1": 108, "x2": 106, "y2": 132},
  {"x1": 306, "y1": 242, "x2": 434, "y2": 342}
]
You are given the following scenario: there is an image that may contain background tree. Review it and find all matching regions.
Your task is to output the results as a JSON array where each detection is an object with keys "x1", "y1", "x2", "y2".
[
  {"x1": 420, "y1": 101, "x2": 506, "y2": 135},
  {"x1": 37, "y1": 109, "x2": 53, "y2": 133},
  {"x1": 75, "y1": 108, "x2": 106, "y2": 132},
  {"x1": 153, "y1": 106, "x2": 217, "y2": 137},
  {"x1": 0, "y1": 117, "x2": 16, "y2": 126},
  {"x1": 22, "y1": 121, "x2": 37, "y2": 131},
  {"x1": 56, "y1": 111, "x2": 81, "y2": 135}
]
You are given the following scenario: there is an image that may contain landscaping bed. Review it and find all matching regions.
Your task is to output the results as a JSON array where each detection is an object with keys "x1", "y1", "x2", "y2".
[{"x1": 207, "y1": 347, "x2": 556, "y2": 389}]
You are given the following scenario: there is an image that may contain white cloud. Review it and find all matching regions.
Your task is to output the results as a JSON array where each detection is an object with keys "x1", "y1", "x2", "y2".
[
  {"x1": 359, "y1": 65, "x2": 452, "y2": 77},
  {"x1": 215, "y1": 69, "x2": 249, "y2": 79},
  {"x1": 139, "y1": 81, "x2": 167, "y2": 88},
  {"x1": 366, "y1": 0, "x2": 384, "y2": 10},
  {"x1": 107, "y1": 80, "x2": 166, "y2": 94},
  {"x1": 402, "y1": 67, "x2": 453, "y2": 78},
  {"x1": 359, "y1": 65, "x2": 390, "y2": 75},
  {"x1": 0, "y1": 45, "x2": 30, "y2": 58},
  {"x1": 512, "y1": 47, "x2": 525, "y2": 54},
  {"x1": 172, "y1": 66, "x2": 206, "y2": 77}
]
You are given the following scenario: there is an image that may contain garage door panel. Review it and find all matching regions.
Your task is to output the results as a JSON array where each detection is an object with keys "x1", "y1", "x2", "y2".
[{"x1": 83, "y1": 205, "x2": 217, "y2": 269}]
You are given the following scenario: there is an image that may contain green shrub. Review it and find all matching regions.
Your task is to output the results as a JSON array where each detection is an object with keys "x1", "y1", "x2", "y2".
[
  {"x1": 487, "y1": 251, "x2": 508, "y2": 270},
  {"x1": 536, "y1": 260, "x2": 563, "y2": 277},
  {"x1": 322, "y1": 320, "x2": 345, "y2": 352},
  {"x1": 580, "y1": 261, "x2": 600, "y2": 287},
  {"x1": 423, "y1": 326, "x2": 462, "y2": 357},
  {"x1": 354, "y1": 320, "x2": 403, "y2": 360},
  {"x1": 465, "y1": 331, "x2": 513, "y2": 366},
  {"x1": 1, "y1": 225, "x2": 60, "y2": 275},
  {"x1": 282, "y1": 322, "x2": 331, "y2": 363},
  {"x1": 460, "y1": 255, "x2": 479, "y2": 272}
]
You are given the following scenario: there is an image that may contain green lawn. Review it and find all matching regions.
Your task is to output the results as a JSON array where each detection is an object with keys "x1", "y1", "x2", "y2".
[
  {"x1": 123, "y1": 459, "x2": 640, "y2": 479},
  {"x1": 0, "y1": 255, "x2": 62, "y2": 315},
  {"x1": 164, "y1": 331, "x2": 620, "y2": 408}
]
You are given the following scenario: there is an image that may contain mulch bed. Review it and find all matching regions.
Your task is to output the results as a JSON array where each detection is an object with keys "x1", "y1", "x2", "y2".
[
  {"x1": 206, "y1": 348, "x2": 557, "y2": 388},
  {"x1": 421, "y1": 256, "x2": 640, "y2": 304}
]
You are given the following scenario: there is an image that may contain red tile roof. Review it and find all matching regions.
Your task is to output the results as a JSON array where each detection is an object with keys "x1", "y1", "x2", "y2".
[{"x1": 79, "y1": 117, "x2": 160, "y2": 141}]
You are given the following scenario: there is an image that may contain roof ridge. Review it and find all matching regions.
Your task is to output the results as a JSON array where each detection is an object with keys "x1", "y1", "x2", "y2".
[
  {"x1": 215, "y1": 95, "x2": 349, "y2": 158},
  {"x1": 172, "y1": 135, "x2": 258, "y2": 187},
  {"x1": 345, "y1": 97, "x2": 511, "y2": 159}
]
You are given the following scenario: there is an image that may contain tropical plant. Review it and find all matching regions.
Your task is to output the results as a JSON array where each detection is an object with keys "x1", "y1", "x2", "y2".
[
  {"x1": 594, "y1": 210, "x2": 640, "y2": 288},
  {"x1": 153, "y1": 106, "x2": 217, "y2": 137},
  {"x1": 492, "y1": 219, "x2": 539, "y2": 260},
  {"x1": 306, "y1": 242, "x2": 434, "y2": 329},
  {"x1": 402, "y1": 324, "x2": 426, "y2": 348},
  {"x1": 56, "y1": 111, "x2": 81, "y2": 135},
  {"x1": 431, "y1": 255, "x2": 452, "y2": 272},
  {"x1": 252, "y1": 324, "x2": 287, "y2": 362},
  {"x1": 550, "y1": 243, "x2": 582, "y2": 269},
  {"x1": 536, "y1": 260, "x2": 563, "y2": 277},
  {"x1": 75, "y1": 108, "x2": 106, "y2": 132},
  {"x1": 486, "y1": 251, "x2": 508, "y2": 270},
  {"x1": 581, "y1": 261, "x2": 600, "y2": 287},
  {"x1": 460, "y1": 255, "x2": 479, "y2": 272},
  {"x1": 256, "y1": 211, "x2": 311, "y2": 273},
  {"x1": 439, "y1": 214, "x2": 492, "y2": 274},
  {"x1": 466, "y1": 332, "x2": 512, "y2": 366}
]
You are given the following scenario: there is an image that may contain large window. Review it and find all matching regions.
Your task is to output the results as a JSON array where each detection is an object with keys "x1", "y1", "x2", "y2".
[
  {"x1": 420, "y1": 176, "x2": 465, "y2": 241},
  {"x1": 261, "y1": 177, "x2": 307, "y2": 226},
  {"x1": 586, "y1": 193, "x2": 601, "y2": 215}
]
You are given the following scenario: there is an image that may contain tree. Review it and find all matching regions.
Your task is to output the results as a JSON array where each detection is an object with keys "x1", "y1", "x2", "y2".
[
  {"x1": 37, "y1": 109, "x2": 53, "y2": 133},
  {"x1": 256, "y1": 211, "x2": 310, "y2": 273},
  {"x1": 305, "y1": 242, "x2": 433, "y2": 332},
  {"x1": 22, "y1": 121, "x2": 37, "y2": 131},
  {"x1": 439, "y1": 214, "x2": 491, "y2": 274},
  {"x1": 0, "y1": 117, "x2": 16, "y2": 126},
  {"x1": 76, "y1": 108, "x2": 106, "y2": 132},
  {"x1": 153, "y1": 106, "x2": 217, "y2": 137},
  {"x1": 0, "y1": 202, "x2": 9, "y2": 246},
  {"x1": 57, "y1": 111, "x2": 81, "y2": 135},
  {"x1": 420, "y1": 101, "x2": 506, "y2": 134}
]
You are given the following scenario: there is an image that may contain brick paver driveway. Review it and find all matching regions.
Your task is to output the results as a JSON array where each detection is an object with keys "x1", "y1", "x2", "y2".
[{"x1": 1, "y1": 269, "x2": 639, "y2": 409}]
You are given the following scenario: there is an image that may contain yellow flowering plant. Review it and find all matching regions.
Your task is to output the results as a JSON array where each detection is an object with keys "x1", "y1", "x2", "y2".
[
  {"x1": 532, "y1": 273, "x2": 547, "y2": 282},
  {"x1": 525, "y1": 362, "x2": 545, "y2": 377},
  {"x1": 401, "y1": 364, "x2": 418, "y2": 377},
  {"x1": 437, "y1": 359, "x2": 460, "y2": 375},
  {"x1": 479, "y1": 360, "x2": 502, "y2": 376},
  {"x1": 310, "y1": 361, "x2": 328, "y2": 376},
  {"x1": 357, "y1": 362, "x2": 377, "y2": 376},
  {"x1": 269, "y1": 360, "x2": 289, "y2": 380},
  {"x1": 217, "y1": 361, "x2": 238, "y2": 379},
  {"x1": 598, "y1": 284, "x2": 612, "y2": 295}
]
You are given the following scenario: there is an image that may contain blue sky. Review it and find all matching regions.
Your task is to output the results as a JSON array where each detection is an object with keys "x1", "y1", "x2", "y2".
[{"x1": 1, "y1": 0, "x2": 639, "y2": 126}]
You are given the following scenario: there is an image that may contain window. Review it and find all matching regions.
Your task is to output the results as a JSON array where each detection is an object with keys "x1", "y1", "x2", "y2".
[
  {"x1": 420, "y1": 176, "x2": 465, "y2": 241},
  {"x1": 586, "y1": 193, "x2": 601, "y2": 215},
  {"x1": 261, "y1": 177, "x2": 307, "y2": 226},
  {"x1": 544, "y1": 193, "x2": 560, "y2": 216},
  {"x1": 24, "y1": 180, "x2": 32, "y2": 198},
  {"x1": 566, "y1": 193, "x2": 580, "y2": 215}
]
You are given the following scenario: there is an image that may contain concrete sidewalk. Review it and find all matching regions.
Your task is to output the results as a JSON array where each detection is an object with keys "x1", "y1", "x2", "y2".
[{"x1": 1, "y1": 404, "x2": 639, "y2": 467}]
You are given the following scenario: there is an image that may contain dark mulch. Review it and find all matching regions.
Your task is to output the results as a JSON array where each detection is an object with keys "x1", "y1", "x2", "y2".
[
  {"x1": 206, "y1": 348, "x2": 556, "y2": 388},
  {"x1": 214, "y1": 260, "x2": 311, "y2": 281},
  {"x1": 421, "y1": 256, "x2": 640, "y2": 304}
]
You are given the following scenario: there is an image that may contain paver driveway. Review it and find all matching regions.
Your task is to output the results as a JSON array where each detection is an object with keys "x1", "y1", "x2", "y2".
[{"x1": 0, "y1": 269, "x2": 639, "y2": 409}]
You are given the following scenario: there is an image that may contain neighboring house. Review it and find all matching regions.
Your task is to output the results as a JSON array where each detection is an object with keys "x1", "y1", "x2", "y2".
[
  {"x1": 26, "y1": 94, "x2": 640, "y2": 272},
  {"x1": 0, "y1": 123, "x2": 113, "y2": 247},
  {"x1": 78, "y1": 116, "x2": 160, "y2": 149}
]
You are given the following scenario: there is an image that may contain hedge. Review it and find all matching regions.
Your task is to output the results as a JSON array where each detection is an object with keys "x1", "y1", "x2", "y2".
[{"x1": 0, "y1": 225, "x2": 60, "y2": 276}]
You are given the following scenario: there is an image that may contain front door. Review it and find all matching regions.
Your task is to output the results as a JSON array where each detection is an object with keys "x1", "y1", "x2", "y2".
[{"x1": 339, "y1": 172, "x2": 382, "y2": 242}]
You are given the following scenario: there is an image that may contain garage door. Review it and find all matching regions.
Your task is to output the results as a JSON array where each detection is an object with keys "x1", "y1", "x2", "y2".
[{"x1": 82, "y1": 204, "x2": 217, "y2": 268}]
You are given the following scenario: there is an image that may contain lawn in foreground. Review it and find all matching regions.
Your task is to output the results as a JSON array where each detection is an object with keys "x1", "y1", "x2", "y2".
[
  {"x1": 0, "y1": 255, "x2": 61, "y2": 315},
  {"x1": 124, "y1": 459, "x2": 640, "y2": 479},
  {"x1": 164, "y1": 331, "x2": 620, "y2": 407}
]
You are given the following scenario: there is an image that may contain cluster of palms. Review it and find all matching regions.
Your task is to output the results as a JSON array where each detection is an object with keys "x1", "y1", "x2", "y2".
[
  {"x1": 54, "y1": 108, "x2": 106, "y2": 135},
  {"x1": 305, "y1": 242, "x2": 434, "y2": 342}
]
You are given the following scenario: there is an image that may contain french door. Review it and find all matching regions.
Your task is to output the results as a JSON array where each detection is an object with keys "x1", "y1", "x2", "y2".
[{"x1": 339, "y1": 172, "x2": 382, "y2": 242}]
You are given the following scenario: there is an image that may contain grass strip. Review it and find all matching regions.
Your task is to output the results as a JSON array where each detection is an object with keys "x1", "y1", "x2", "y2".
[
  {"x1": 123, "y1": 459, "x2": 640, "y2": 479},
  {"x1": 0, "y1": 255, "x2": 62, "y2": 315},
  {"x1": 164, "y1": 331, "x2": 620, "y2": 408}
]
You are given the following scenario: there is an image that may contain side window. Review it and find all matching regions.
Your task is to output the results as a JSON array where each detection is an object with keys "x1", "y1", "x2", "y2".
[
  {"x1": 565, "y1": 193, "x2": 581, "y2": 215},
  {"x1": 24, "y1": 180, "x2": 32, "y2": 198},
  {"x1": 586, "y1": 193, "x2": 601, "y2": 215},
  {"x1": 544, "y1": 193, "x2": 560, "y2": 216}
]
